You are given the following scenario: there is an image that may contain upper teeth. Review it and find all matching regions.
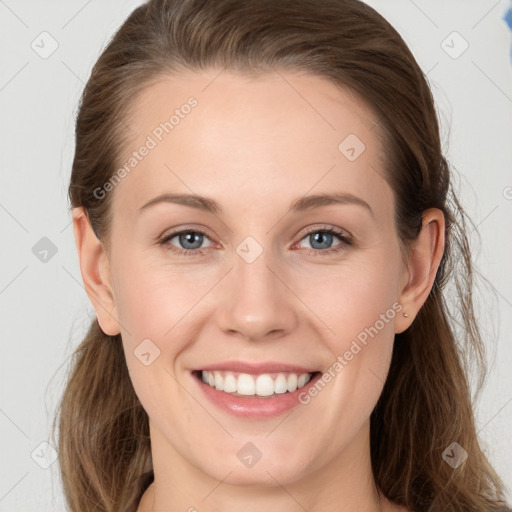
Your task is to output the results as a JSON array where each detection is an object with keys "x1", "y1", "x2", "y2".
[{"x1": 201, "y1": 370, "x2": 312, "y2": 396}]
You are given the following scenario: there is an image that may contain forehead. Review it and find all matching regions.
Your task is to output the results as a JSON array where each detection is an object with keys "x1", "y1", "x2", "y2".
[{"x1": 111, "y1": 69, "x2": 390, "y2": 220}]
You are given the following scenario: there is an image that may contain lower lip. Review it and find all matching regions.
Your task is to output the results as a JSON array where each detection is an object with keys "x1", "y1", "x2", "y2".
[{"x1": 192, "y1": 371, "x2": 322, "y2": 419}]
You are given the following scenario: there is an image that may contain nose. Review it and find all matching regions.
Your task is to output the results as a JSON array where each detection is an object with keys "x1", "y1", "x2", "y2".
[{"x1": 215, "y1": 247, "x2": 298, "y2": 342}]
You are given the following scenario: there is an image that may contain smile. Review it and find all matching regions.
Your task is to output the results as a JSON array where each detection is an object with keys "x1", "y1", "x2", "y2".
[
  {"x1": 199, "y1": 370, "x2": 315, "y2": 397},
  {"x1": 192, "y1": 368, "x2": 323, "y2": 418}
]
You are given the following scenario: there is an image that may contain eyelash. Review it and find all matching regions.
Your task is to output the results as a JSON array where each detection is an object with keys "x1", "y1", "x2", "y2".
[{"x1": 158, "y1": 225, "x2": 353, "y2": 258}]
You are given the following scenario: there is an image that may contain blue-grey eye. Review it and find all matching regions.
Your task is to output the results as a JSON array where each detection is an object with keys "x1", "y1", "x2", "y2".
[
  {"x1": 307, "y1": 231, "x2": 337, "y2": 250},
  {"x1": 176, "y1": 232, "x2": 205, "y2": 250}
]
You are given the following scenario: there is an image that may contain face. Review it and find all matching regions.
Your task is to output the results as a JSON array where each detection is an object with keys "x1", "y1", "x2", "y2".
[{"x1": 100, "y1": 70, "x2": 410, "y2": 486}]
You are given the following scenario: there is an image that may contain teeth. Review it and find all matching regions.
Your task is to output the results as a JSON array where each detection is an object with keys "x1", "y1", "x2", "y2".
[
  {"x1": 223, "y1": 373, "x2": 237, "y2": 393},
  {"x1": 255, "y1": 374, "x2": 274, "y2": 396},
  {"x1": 237, "y1": 373, "x2": 255, "y2": 395},
  {"x1": 200, "y1": 370, "x2": 313, "y2": 397},
  {"x1": 214, "y1": 371, "x2": 224, "y2": 391},
  {"x1": 297, "y1": 373, "x2": 308, "y2": 388},
  {"x1": 287, "y1": 373, "x2": 298, "y2": 392}
]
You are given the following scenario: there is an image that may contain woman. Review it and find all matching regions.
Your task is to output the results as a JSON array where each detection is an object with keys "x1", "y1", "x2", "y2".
[{"x1": 54, "y1": 0, "x2": 511, "y2": 511}]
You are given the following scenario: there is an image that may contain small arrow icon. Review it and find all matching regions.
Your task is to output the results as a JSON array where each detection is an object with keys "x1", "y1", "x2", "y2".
[
  {"x1": 134, "y1": 338, "x2": 160, "y2": 366},
  {"x1": 31, "y1": 31, "x2": 59, "y2": 59},
  {"x1": 237, "y1": 441, "x2": 262, "y2": 468},
  {"x1": 440, "y1": 31, "x2": 468, "y2": 59},
  {"x1": 442, "y1": 441, "x2": 468, "y2": 468},
  {"x1": 236, "y1": 236, "x2": 263, "y2": 263},
  {"x1": 338, "y1": 134, "x2": 365, "y2": 161},
  {"x1": 32, "y1": 236, "x2": 58, "y2": 262},
  {"x1": 31, "y1": 441, "x2": 58, "y2": 468}
]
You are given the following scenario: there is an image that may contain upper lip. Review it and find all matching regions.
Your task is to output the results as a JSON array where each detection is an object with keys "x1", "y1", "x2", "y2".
[{"x1": 194, "y1": 361, "x2": 318, "y2": 375}]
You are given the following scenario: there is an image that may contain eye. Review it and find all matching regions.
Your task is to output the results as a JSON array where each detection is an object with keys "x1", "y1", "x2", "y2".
[
  {"x1": 294, "y1": 225, "x2": 353, "y2": 256},
  {"x1": 159, "y1": 229, "x2": 213, "y2": 257},
  {"x1": 158, "y1": 224, "x2": 353, "y2": 257}
]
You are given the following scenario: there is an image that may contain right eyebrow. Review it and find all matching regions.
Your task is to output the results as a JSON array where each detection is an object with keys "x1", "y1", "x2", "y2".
[{"x1": 138, "y1": 193, "x2": 221, "y2": 215}]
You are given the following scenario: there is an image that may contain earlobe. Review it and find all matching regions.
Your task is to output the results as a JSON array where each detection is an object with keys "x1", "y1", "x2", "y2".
[
  {"x1": 395, "y1": 208, "x2": 445, "y2": 334},
  {"x1": 72, "y1": 207, "x2": 121, "y2": 336}
]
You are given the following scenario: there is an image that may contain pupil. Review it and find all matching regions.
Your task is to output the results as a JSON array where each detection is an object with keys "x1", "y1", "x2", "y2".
[
  {"x1": 180, "y1": 232, "x2": 202, "y2": 250},
  {"x1": 311, "y1": 232, "x2": 332, "y2": 250}
]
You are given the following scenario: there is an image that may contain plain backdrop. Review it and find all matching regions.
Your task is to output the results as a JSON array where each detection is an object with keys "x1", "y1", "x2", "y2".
[{"x1": 0, "y1": 1, "x2": 511, "y2": 510}]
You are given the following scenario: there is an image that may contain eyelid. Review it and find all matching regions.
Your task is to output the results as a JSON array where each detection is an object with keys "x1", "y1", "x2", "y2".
[
  {"x1": 158, "y1": 224, "x2": 220, "y2": 245},
  {"x1": 293, "y1": 223, "x2": 352, "y2": 246}
]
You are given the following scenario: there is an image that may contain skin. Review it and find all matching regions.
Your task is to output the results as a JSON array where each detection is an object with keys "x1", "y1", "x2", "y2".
[{"x1": 72, "y1": 69, "x2": 445, "y2": 512}]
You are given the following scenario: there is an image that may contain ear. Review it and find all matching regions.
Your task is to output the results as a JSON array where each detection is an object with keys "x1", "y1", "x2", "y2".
[
  {"x1": 72, "y1": 207, "x2": 121, "y2": 336},
  {"x1": 395, "y1": 208, "x2": 445, "y2": 334}
]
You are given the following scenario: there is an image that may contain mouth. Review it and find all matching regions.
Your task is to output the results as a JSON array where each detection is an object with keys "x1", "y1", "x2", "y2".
[{"x1": 192, "y1": 369, "x2": 322, "y2": 399}]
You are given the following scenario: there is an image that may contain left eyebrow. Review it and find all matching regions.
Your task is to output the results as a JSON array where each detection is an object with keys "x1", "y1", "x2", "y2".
[
  {"x1": 289, "y1": 192, "x2": 374, "y2": 219},
  {"x1": 137, "y1": 191, "x2": 374, "y2": 218}
]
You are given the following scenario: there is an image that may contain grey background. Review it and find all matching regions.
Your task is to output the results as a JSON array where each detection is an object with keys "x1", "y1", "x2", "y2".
[{"x1": 0, "y1": 0, "x2": 511, "y2": 510}]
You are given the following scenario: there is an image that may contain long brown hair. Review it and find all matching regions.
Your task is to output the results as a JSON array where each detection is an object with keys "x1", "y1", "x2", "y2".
[{"x1": 53, "y1": 0, "x2": 511, "y2": 510}]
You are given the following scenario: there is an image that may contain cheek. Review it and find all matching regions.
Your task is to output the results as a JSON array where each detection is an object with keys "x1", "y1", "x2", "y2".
[
  {"x1": 112, "y1": 252, "x2": 202, "y2": 339},
  {"x1": 293, "y1": 246, "x2": 401, "y2": 416},
  {"x1": 293, "y1": 247, "x2": 401, "y2": 342}
]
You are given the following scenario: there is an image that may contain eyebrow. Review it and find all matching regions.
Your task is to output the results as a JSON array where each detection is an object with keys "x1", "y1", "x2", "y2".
[{"x1": 138, "y1": 191, "x2": 374, "y2": 218}]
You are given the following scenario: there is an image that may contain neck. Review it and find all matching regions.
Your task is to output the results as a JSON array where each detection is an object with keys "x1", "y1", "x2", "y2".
[{"x1": 138, "y1": 420, "x2": 395, "y2": 512}]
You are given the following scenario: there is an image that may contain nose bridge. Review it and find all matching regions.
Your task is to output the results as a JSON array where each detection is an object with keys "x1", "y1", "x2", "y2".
[{"x1": 215, "y1": 235, "x2": 297, "y2": 340}]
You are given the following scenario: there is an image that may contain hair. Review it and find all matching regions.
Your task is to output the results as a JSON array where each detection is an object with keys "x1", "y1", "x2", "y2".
[{"x1": 53, "y1": 0, "x2": 511, "y2": 511}]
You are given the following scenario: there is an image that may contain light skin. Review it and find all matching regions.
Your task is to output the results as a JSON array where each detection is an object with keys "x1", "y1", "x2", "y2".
[{"x1": 72, "y1": 69, "x2": 444, "y2": 512}]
